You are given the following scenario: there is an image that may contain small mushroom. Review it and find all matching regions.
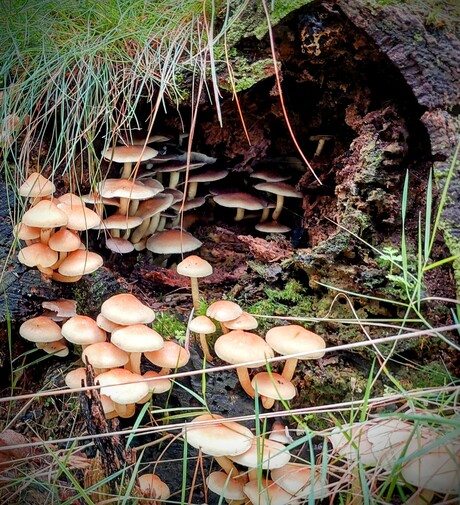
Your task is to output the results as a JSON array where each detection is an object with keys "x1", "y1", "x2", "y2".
[
  {"x1": 254, "y1": 182, "x2": 303, "y2": 222},
  {"x1": 176, "y1": 255, "x2": 213, "y2": 311},
  {"x1": 189, "y1": 315, "x2": 216, "y2": 363}
]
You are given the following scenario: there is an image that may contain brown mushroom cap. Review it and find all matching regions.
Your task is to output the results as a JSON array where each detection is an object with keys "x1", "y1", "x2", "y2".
[
  {"x1": 229, "y1": 436, "x2": 291, "y2": 469},
  {"x1": 183, "y1": 413, "x2": 253, "y2": 457},
  {"x1": 56, "y1": 202, "x2": 101, "y2": 230},
  {"x1": 255, "y1": 221, "x2": 291, "y2": 233},
  {"x1": 214, "y1": 330, "x2": 274, "y2": 367},
  {"x1": 146, "y1": 229, "x2": 202, "y2": 254},
  {"x1": 13, "y1": 222, "x2": 41, "y2": 241},
  {"x1": 96, "y1": 368, "x2": 149, "y2": 404},
  {"x1": 224, "y1": 311, "x2": 258, "y2": 331},
  {"x1": 82, "y1": 342, "x2": 129, "y2": 369},
  {"x1": 17, "y1": 243, "x2": 59, "y2": 268},
  {"x1": 57, "y1": 249, "x2": 103, "y2": 277},
  {"x1": 213, "y1": 191, "x2": 267, "y2": 220},
  {"x1": 189, "y1": 315, "x2": 216, "y2": 334},
  {"x1": 138, "y1": 473, "x2": 171, "y2": 501},
  {"x1": 141, "y1": 371, "x2": 172, "y2": 394},
  {"x1": 97, "y1": 214, "x2": 143, "y2": 230},
  {"x1": 206, "y1": 300, "x2": 243, "y2": 322},
  {"x1": 243, "y1": 480, "x2": 297, "y2": 505},
  {"x1": 249, "y1": 167, "x2": 291, "y2": 182},
  {"x1": 48, "y1": 228, "x2": 82, "y2": 252},
  {"x1": 21, "y1": 200, "x2": 68, "y2": 228},
  {"x1": 176, "y1": 255, "x2": 213, "y2": 278},
  {"x1": 19, "y1": 316, "x2": 62, "y2": 343},
  {"x1": 102, "y1": 145, "x2": 158, "y2": 164},
  {"x1": 271, "y1": 463, "x2": 329, "y2": 500},
  {"x1": 206, "y1": 471, "x2": 246, "y2": 500},
  {"x1": 65, "y1": 367, "x2": 88, "y2": 389},
  {"x1": 105, "y1": 237, "x2": 135, "y2": 254},
  {"x1": 265, "y1": 325, "x2": 326, "y2": 360},
  {"x1": 134, "y1": 193, "x2": 174, "y2": 219},
  {"x1": 19, "y1": 173, "x2": 55, "y2": 199},
  {"x1": 97, "y1": 179, "x2": 162, "y2": 200},
  {"x1": 111, "y1": 324, "x2": 164, "y2": 352},
  {"x1": 254, "y1": 181, "x2": 303, "y2": 199},
  {"x1": 251, "y1": 372, "x2": 296, "y2": 401},
  {"x1": 61, "y1": 315, "x2": 107, "y2": 345},
  {"x1": 100, "y1": 293, "x2": 155, "y2": 325},
  {"x1": 144, "y1": 340, "x2": 190, "y2": 369}
]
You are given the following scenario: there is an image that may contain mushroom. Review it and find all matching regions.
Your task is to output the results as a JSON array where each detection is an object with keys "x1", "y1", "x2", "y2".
[
  {"x1": 185, "y1": 167, "x2": 228, "y2": 199},
  {"x1": 21, "y1": 199, "x2": 68, "y2": 244},
  {"x1": 309, "y1": 134, "x2": 334, "y2": 156},
  {"x1": 57, "y1": 249, "x2": 104, "y2": 279},
  {"x1": 176, "y1": 255, "x2": 213, "y2": 311},
  {"x1": 100, "y1": 293, "x2": 155, "y2": 326},
  {"x1": 61, "y1": 315, "x2": 107, "y2": 349},
  {"x1": 19, "y1": 316, "x2": 64, "y2": 354},
  {"x1": 255, "y1": 221, "x2": 291, "y2": 234},
  {"x1": 251, "y1": 371, "x2": 296, "y2": 409},
  {"x1": 82, "y1": 341, "x2": 129, "y2": 375},
  {"x1": 228, "y1": 436, "x2": 291, "y2": 472},
  {"x1": 152, "y1": 159, "x2": 206, "y2": 189},
  {"x1": 17, "y1": 243, "x2": 58, "y2": 271},
  {"x1": 144, "y1": 340, "x2": 190, "y2": 375},
  {"x1": 254, "y1": 181, "x2": 303, "y2": 221},
  {"x1": 206, "y1": 300, "x2": 243, "y2": 334},
  {"x1": 182, "y1": 413, "x2": 253, "y2": 479},
  {"x1": 206, "y1": 471, "x2": 246, "y2": 502},
  {"x1": 146, "y1": 229, "x2": 202, "y2": 255},
  {"x1": 138, "y1": 473, "x2": 171, "y2": 502},
  {"x1": 130, "y1": 192, "x2": 174, "y2": 243},
  {"x1": 271, "y1": 463, "x2": 329, "y2": 500},
  {"x1": 137, "y1": 371, "x2": 172, "y2": 404},
  {"x1": 265, "y1": 325, "x2": 326, "y2": 382},
  {"x1": 213, "y1": 192, "x2": 268, "y2": 221},
  {"x1": 188, "y1": 315, "x2": 216, "y2": 363},
  {"x1": 110, "y1": 324, "x2": 164, "y2": 374},
  {"x1": 102, "y1": 145, "x2": 158, "y2": 179},
  {"x1": 18, "y1": 173, "x2": 55, "y2": 206},
  {"x1": 214, "y1": 330, "x2": 274, "y2": 398},
  {"x1": 243, "y1": 479, "x2": 298, "y2": 505},
  {"x1": 224, "y1": 311, "x2": 258, "y2": 331}
]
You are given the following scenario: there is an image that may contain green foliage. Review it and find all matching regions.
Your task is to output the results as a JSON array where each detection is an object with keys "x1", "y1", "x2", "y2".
[{"x1": 152, "y1": 311, "x2": 187, "y2": 342}]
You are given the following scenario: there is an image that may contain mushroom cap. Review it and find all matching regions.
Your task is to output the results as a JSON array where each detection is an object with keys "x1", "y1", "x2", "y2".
[
  {"x1": 19, "y1": 173, "x2": 55, "y2": 198},
  {"x1": 271, "y1": 463, "x2": 329, "y2": 499},
  {"x1": 243, "y1": 480, "x2": 298, "y2": 505},
  {"x1": 96, "y1": 368, "x2": 149, "y2": 404},
  {"x1": 22, "y1": 200, "x2": 68, "y2": 228},
  {"x1": 144, "y1": 340, "x2": 190, "y2": 369},
  {"x1": 188, "y1": 167, "x2": 228, "y2": 183},
  {"x1": 105, "y1": 237, "x2": 135, "y2": 254},
  {"x1": 102, "y1": 145, "x2": 158, "y2": 163},
  {"x1": 146, "y1": 229, "x2": 202, "y2": 254},
  {"x1": 48, "y1": 228, "x2": 82, "y2": 252},
  {"x1": 265, "y1": 325, "x2": 326, "y2": 359},
  {"x1": 19, "y1": 316, "x2": 62, "y2": 343},
  {"x1": 96, "y1": 313, "x2": 125, "y2": 333},
  {"x1": 214, "y1": 330, "x2": 274, "y2": 367},
  {"x1": 100, "y1": 293, "x2": 155, "y2": 325},
  {"x1": 251, "y1": 372, "x2": 296, "y2": 401},
  {"x1": 61, "y1": 315, "x2": 107, "y2": 345},
  {"x1": 134, "y1": 193, "x2": 174, "y2": 219},
  {"x1": 152, "y1": 160, "x2": 205, "y2": 174},
  {"x1": 65, "y1": 368, "x2": 88, "y2": 389},
  {"x1": 138, "y1": 473, "x2": 171, "y2": 500},
  {"x1": 206, "y1": 300, "x2": 243, "y2": 322},
  {"x1": 97, "y1": 179, "x2": 162, "y2": 200},
  {"x1": 82, "y1": 342, "x2": 129, "y2": 369},
  {"x1": 176, "y1": 255, "x2": 213, "y2": 278},
  {"x1": 38, "y1": 340, "x2": 69, "y2": 357},
  {"x1": 254, "y1": 181, "x2": 303, "y2": 198},
  {"x1": 57, "y1": 193, "x2": 85, "y2": 206},
  {"x1": 13, "y1": 222, "x2": 41, "y2": 241},
  {"x1": 189, "y1": 315, "x2": 216, "y2": 335},
  {"x1": 42, "y1": 299, "x2": 77, "y2": 319},
  {"x1": 328, "y1": 422, "x2": 375, "y2": 466},
  {"x1": 206, "y1": 471, "x2": 246, "y2": 500},
  {"x1": 249, "y1": 167, "x2": 291, "y2": 182},
  {"x1": 255, "y1": 221, "x2": 291, "y2": 233},
  {"x1": 111, "y1": 324, "x2": 164, "y2": 352},
  {"x1": 213, "y1": 191, "x2": 267, "y2": 211},
  {"x1": 141, "y1": 371, "x2": 172, "y2": 394},
  {"x1": 58, "y1": 249, "x2": 103, "y2": 277},
  {"x1": 56, "y1": 203, "x2": 101, "y2": 231},
  {"x1": 97, "y1": 214, "x2": 143, "y2": 230},
  {"x1": 171, "y1": 195, "x2": 206, "y2": 212},
  {"x1": 229, "y1": 436, "x2": 291, "y2": 469},
  {"x1": 183, "y1": 413, "x2": 253, "y2": 457},
  {"x1": 18, "y1": 243, "x2": 58, "y2": 268},
  {"x1": 225, "y1": 311, "x2": 258, "y2": 331}
]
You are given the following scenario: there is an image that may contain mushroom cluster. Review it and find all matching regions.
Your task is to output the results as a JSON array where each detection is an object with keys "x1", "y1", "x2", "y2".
[
  {"x1": 19, "y1": 293, "x2": 189, "y2": 419},
  {"x1": 183, "y1": 413, "x2": 329, "y2": 504},
  {"x1": 15, "y1": 172, "x2": 104, "y2": 282}
]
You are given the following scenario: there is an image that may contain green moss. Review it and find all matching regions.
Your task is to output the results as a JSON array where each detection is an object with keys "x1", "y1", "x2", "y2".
[
  {"x1": 396, "y1": 362, "x2": 454, "y2": 390},
  {"x1": 223, "y1": 57, "x2": 277, "y2": 92},
  {"x1": 152, "y1": 312, "x2": 187, "y2": 343}
]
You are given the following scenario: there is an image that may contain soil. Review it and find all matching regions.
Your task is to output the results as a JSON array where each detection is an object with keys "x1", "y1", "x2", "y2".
[{"x1": 1, "y1": 1, "x2": 459, "y2": 503}]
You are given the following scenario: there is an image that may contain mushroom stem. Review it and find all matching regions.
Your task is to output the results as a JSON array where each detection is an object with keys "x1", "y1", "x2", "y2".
[
  {"x1": 215, "y1": 456, "x2": 240, "y2": 478},
  {"x1": 271, "y1": 195, "x2": 285, "y2": 222},
  {"x1": 126, "y1": 352, "x2": 142, "y2": 375},
  {"x1": 130, "y1": 218, "x2": 150, "y2": 244},
  {"x1": 261, "y1": 395, "x2": 276, "y2": 410},
  {"x1": 114, "y1": 402, "x2": 136, "y2": 418},
  {"x1": 189, "y1": 277, "x2": 201, "y2": 312},
  {"x1": 121, "y1": 161, "x2": 133, "y2": 179},
  {"x1": 118, "y1": 197, "x2": 130, "y2": 216},
  {"x1": 219, "y1": 322, "x2": 229, "y2": 334},
  {"x1": 169, "y1": 171, "x2": 181, "y2": 189},
  {"x1": 40, "y1": 227, "x2": 54, "y2": 245},
  {"x1": 281, "y1": 358, "x2": 298, "y2": 382},
  {"x1": 187, "y1": 181, "x2": 199, "y2": 200},
  {"x1": 128, "y1": 198, "x2": 139, "y2": 216},
  {"x1": 260, "y1": 207, "x2": 270, "y2": 222},
  {"x1": 236, "y1": 366, "x2": 255, "y2": 398},
  {"x1": 234, "y1": 207, "x2": 245, "y2": 221},
  {"x1": 199, "y1": 333, "x2": 213, "y2": 363}
]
